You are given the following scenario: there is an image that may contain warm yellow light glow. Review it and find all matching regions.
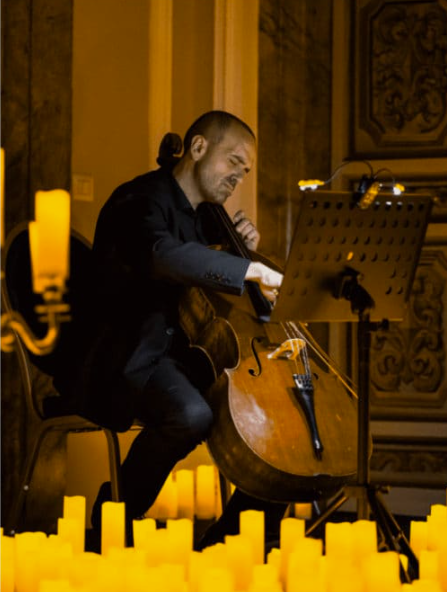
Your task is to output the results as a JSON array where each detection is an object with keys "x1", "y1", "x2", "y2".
[
  {"x1": 30, "y1": 189, "x2": 70, "y2": 293},
  {"x1": 298, "y1": 179, "x2": 325, "y2": 191}
]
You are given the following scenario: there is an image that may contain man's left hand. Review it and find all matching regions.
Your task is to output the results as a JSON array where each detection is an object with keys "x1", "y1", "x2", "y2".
[{"x1": 233, "y1": 210, "x2": 260, "y2": 251}]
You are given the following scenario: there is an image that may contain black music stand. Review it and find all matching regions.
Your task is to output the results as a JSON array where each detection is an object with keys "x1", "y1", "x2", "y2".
[{"x1": 270, "y1": 189, "x2": 433, "y2": 582}]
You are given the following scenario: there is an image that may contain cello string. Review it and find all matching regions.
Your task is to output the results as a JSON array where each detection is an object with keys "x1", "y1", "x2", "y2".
[
  {"x1": 214, "y1": 204, "x2": 357, "y2": 398},
  {"x1": 287, "y1": 321, "x2": 313, "y2": 379},
  {"x1": 289, "y1": 321, "x2": 358, "y2": 400},
  {"x1": 293, "y1": 320, "x2": 359, "y2": 396},
  {"x1": 281, "y1": 321, "x2": 302, "y2": 375}
]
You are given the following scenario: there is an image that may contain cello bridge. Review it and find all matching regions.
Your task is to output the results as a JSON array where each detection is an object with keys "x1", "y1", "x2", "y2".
[{"x1": 267, "y1": 338, "x2": 306, "y2": 360}]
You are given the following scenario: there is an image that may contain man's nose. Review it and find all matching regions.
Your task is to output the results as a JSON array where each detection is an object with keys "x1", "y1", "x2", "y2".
[{"x1": 231, "y1": 171, "x2": 244, "y2": 185}]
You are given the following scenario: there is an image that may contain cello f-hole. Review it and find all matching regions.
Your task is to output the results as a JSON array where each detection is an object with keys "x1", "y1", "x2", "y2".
[{"x1": 248, "y1": 337, "x2": 263, "y2": 377}]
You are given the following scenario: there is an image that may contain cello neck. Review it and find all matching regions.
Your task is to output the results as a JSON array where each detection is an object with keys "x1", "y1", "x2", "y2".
[
  {"x1": 213, "y1": 204, "x2": 272, "y2": 321},
  {"x1": 214, "y1": 205, "x2": 253, "y2": 260}
]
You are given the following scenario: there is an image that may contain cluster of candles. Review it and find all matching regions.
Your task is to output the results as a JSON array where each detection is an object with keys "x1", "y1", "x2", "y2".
[
  {"x1": 1, "y1": 479, "x2": 446, "y2": 592},
  {"x1": 145, "y1": 465, "x2": 224, "y2": 521}
]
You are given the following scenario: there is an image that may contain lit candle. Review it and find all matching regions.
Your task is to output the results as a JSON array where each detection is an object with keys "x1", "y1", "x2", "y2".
[
  {"x1": 351, "y1": 519, "x2": 377, "y2": 565},
  {"x1": 167, "y1": 518, "x2": 194, "y2": 572},
  {"x1": 145, "y1": 528, "x2": 171, "y2": 567},
  {"x1": 38, "y1": 580, "x2": 71, "y2": 592},
  {"x1": 62, "y1": 496, "x2": 86, "y2": 554},
  {"x1": 57, "y1": 518, "x2": 84, "y2": 556},
  {"x1": 251, "y1": 564, "x2": 282, "y2": 592},
  {"x1": 363, "y1": 551, "x2": 401, "y2": 592},
  {"x1": 325, "y1": 521, "x2": 353, "y2": 559},
  {"x1": 66, "y1": 551, "x2": 103, "y2": 589},
  {"x1": 132, "y1": 517, "x2": 156, "y2": 550},
  {"x1": 158, "y1": 564, "x2": 186, "y2": 591},
  {"x1": 410, "y1": 520, "x2": 429, "y2": 559},
  {"x1": 63, "y1": 495, "x2": 85, "y2": 524},
  {"x1": 293, "y1": 503, "x2": 313, "y2": 520},
  {"x1": 95, "y1": 555, "x2": 126, "y2": 591},
  {"x1": 176, "y1": 469, "x2": 195, "y2": 519},
  {"x1": 189, "y1": 551, "x2": 204, "y2": 592},
  {"x1": 101, "y1": 501, "x2": 125, "y2": 555},
  {"x1": 156, "y1": 472, "x2": 178, "y2": 520},
  {"x1": 240, "y1": 510, "x2": 264, "y2": 565},
  {"x1": 196, "y1": 465, "x2": 217, "y2": 520},
  {"x1": 15, "y1": 531, "x2": 47, "y2": 592},
  {"x1": 30, "y1": 189, "x2": 70, "y2": 293},
  {"x1": 125, "y1": 565, "x2": 165, "y2": 591},
  {"x1": 279, "y1": 517, "x2": 305, "y2": 586},
  {"x1": 427, "y1": 505, "x2": 447, "y2": 551},
  {"x1": 419, "y1": 549, "x2": 440, "y2": 582},
  {"x1": 198, "y1": 567, "x2": 233, "y2": 592},
  {"x1": 287, "y1": 537, "x2": 323, "y2": 592},
  {"x1": 225, "y1": 534, "x2": 254, "y2": 590},
  {"x1": 267, "y1": 547, "x2": 281, "y2": 573},
  {"x1": 1, "y1": 534, "x2": 15, "y2": 592}
]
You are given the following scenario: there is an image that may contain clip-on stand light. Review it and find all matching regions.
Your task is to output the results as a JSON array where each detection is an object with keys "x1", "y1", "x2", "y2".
[{"x1": 270, "y1": 186, "x2": 433, "y2": 582}]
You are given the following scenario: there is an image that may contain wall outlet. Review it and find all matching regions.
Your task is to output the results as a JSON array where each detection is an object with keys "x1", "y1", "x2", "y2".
[{"x1": 72, "y1": 173, "x2": 94, "y2": 202}]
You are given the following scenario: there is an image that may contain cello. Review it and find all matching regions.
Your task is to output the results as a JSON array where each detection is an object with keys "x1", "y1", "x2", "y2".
[{"x1": 179, "y1": 203, "x2": 360, "y2": 503}]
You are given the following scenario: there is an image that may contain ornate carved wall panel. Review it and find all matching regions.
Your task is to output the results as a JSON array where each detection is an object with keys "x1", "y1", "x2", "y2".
[
  {"x1": 352, "y1": 0, "x2": 447, "y2": 158},
  {"x1": 370, "y1": 246, "x2": 447, "y2": 419},
  {"x1": 332, "y1": 1, "x2": 447, "y2": 498}
]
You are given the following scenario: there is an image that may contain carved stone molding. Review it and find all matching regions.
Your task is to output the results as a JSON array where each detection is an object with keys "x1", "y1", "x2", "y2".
[
  {"x1": 353, "y1": 0, "x2": 447, "y2": 157},
  {"x1": 370, "y1": 444, "x2": 447, "y2": 487}
]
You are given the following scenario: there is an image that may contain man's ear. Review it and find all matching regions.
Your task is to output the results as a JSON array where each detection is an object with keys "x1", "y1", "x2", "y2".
[{"x1": 190, "y1": 135, "x2": 208, "y2": 162}]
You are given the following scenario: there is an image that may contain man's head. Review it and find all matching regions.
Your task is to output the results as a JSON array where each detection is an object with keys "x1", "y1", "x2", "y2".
[{"x1": 174, "y1": 111, "x2": 256, "y2": 208}]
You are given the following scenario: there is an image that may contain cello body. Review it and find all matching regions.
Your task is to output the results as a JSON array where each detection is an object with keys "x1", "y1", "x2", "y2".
[{"x1": 179, "y1": 279, "x2": 359, "y2": 503}]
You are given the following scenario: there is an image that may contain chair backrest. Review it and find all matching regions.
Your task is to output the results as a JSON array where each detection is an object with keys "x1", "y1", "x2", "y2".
[{"x1": 2, "y1": 223, "x2": 93, "y2": 379}]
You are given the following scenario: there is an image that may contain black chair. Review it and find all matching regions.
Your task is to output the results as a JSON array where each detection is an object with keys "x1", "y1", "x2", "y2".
[{"x1": 1, "y1": 223, "x2": 130, "y2": 535}]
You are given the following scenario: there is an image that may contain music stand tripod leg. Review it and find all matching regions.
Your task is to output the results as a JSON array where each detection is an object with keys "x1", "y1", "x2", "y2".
[
  {"x1": 356, "y1": 308, "x2": 419, "y2": 583},
  {"x1": 367, "y1": 487, "x2": 419, "y2": 582}
]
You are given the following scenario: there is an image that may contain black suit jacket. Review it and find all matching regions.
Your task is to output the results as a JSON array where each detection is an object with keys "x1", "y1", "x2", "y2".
[{"x1": 54, "y1": 168, "x2": 250, "y2": 431}]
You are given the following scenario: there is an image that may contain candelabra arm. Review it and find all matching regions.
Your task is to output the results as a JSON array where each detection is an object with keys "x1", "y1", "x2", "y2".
[
  {"x1": 1, "y1": 288, "x2": 70, "y2": 355},
  {"x1": 1, "y1": 310, "x2": 61, "y2": 355}
]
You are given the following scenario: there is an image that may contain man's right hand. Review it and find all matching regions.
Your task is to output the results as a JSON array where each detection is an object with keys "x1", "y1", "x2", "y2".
[{"x1": 245, "y1": 262, "x2": 283, "y2": 303}]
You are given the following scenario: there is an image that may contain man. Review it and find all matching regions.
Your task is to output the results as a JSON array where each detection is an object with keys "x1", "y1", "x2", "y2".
[{"x1": 57, "y1": 110, "x2": 286, "y2": 549}]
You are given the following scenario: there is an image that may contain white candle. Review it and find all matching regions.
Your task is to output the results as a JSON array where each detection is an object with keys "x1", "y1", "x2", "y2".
[
  {"x1": 419, "y1": 549, "x2": 440, "y2": 582},
  {"x1": 196, "y1": 465, "x2": 217, "y2": 519},
  {"x1": 156, "y1": 472, "x2": 178, "y2": 520},
  {"x1": 176, "y1": 469, "x2": 195, "y2": 519},
  {"x1": 101, "y1": 501, "x2": 125, "y2": 555},
  {"x1": 240, "y1": 509, "x2": 264, "y2": 565},
  {"x1": 225, "y1": 534, "x2": 254, "y2": 590},
  {"x1": 132, "y1": 517, "x2": 156, "y2": 550},
  {"x1": 30, "y1": 189, "x2": 70, "y2": 293},
  {"x1": 63, "y1": 496, "x2": 86, "y2": 524},
  {"x1": 410, "y1": 520, "x2": 428, "y2": 559},
  {"x1": 57, "y1": 518, "x2": 84, "y2": 556},
  {"x1": 62, "y1": 496, "x2": 86, "y2": 554},
  {"x1": 363, "y1": 551, "x2": 401, "y2": 592},
  {"x1": 167, "y1": 518, "x2": 194, "y2": 571},
  {"x1": 279, "y1": 517, "x2": 305, "y2": 585},
  {"x1": 0, "y1": 534, "x2": 15, "y2": 592},
  {"x1": 38, "y1": 580, "x2": 71, "y2": 592}
]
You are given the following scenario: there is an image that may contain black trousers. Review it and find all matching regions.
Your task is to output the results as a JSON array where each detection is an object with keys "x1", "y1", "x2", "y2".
[{"x1": 93, "y1": 354, "x2": 288, "y2": 545}]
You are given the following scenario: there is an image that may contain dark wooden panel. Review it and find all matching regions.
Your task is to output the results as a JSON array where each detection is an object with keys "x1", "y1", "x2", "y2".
[{"x1": 1, "y1": 0, "x2": 73, "y2": 533}]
